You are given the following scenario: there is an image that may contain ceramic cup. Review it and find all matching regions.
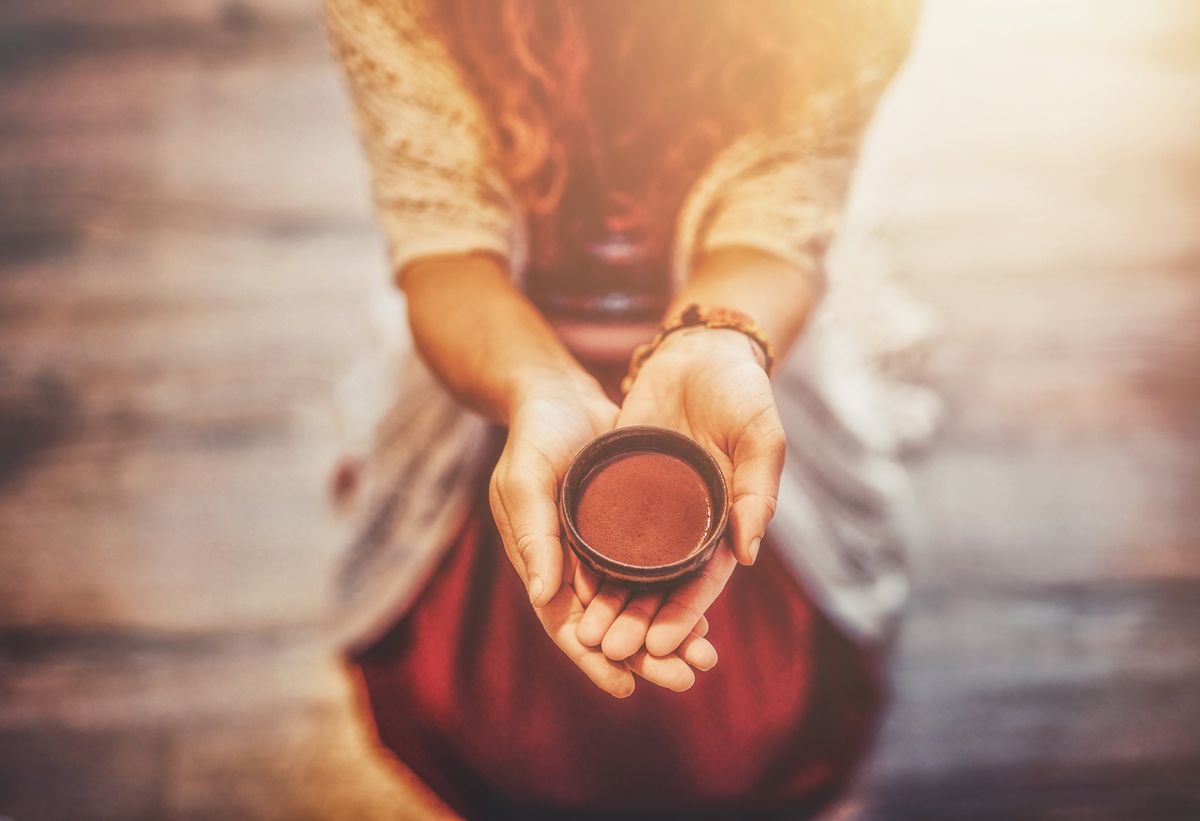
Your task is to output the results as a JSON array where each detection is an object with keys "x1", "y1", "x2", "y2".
[{"x1": 558, "y1": 425, "x2": 730, "y2": 586}]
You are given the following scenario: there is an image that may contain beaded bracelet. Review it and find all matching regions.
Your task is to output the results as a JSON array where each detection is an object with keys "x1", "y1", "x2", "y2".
[{"x1": 621, "y1": 303, "x2": 776, "y2": 395}]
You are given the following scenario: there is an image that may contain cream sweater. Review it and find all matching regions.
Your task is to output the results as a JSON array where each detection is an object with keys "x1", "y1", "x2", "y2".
[{"x1": 324, "y1": 0, "x2": 940, "y2": 650}]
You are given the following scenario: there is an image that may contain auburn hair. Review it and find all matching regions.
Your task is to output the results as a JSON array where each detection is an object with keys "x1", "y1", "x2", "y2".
[{"x1": 429, "y1": 0, "x2": 906, "y2": 265}]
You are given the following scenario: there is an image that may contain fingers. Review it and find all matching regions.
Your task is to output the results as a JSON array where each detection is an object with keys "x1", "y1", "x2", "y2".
[
  {"x1": 579, "y1": 587, "x2": 709, "y2": 646},
  {"x1": 626, "y1": 631, "x2": 718, "y2": 692},
  {"x1": 730, "y1": 410, "x2": 786, "y2": 565},
  {"x1": 601, "y1": 590, "x2": 665, "y2": 661},
  {"x1": 579, "y1": 578, "x2": 714, "y2": 670},
  {"x1": 645, "y1": 543, "x2": 737, "y2": 657},
  {"x1": 626, "y1": 651, "x2": 695, "y2": 693},
  {"x1": 534, "y1": 583, "x2": 635, "y2": 699},
  {"x1": 676, "y1": 631, "x2": 718, "y2": 671},
  {"x1": 572, "y1": 561, "x2": 602, "y2": 606},
  {"x1": 489, "y1": 456, "x2": 564, "y2": 607},
  {"x1": 577, "y1": 582, "x2": 632, "y2": 647}
]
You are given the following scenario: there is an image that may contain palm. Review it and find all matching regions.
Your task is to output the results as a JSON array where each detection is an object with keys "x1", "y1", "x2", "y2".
[
  {"x1": 490, "y1": 385, "x2": 722, "y2": 696},
  {"x1": 575, "y1": 330, "x2": 786, "y2": 667},
  {"x1": 620, "y1": 348, "x2": 777, "y2": 467},
  {"x1": 515, "y1": 395, "x2": 613, "y2": 477}
]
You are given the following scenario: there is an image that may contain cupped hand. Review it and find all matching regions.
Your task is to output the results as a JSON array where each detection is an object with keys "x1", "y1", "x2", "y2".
[
  {"x1": 576, "y1": 328, "x2": 786, "y2": 662},
  {"x1": 489, "y1": 373, "x2": 719, "y2": 698}
]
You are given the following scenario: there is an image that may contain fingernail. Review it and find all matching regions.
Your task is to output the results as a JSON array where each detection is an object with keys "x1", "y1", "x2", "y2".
[
  {"x1": 528, "y1": 575, "x2": 544, "y2": 604},
  {"x1": 749, "y1": 536, "x2": 762, "y2": 563}
]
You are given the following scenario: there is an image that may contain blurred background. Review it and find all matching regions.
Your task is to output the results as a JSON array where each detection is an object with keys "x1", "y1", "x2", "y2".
[{"x1": 1, "y1": 0, "x2": 1197, "y2": 818}]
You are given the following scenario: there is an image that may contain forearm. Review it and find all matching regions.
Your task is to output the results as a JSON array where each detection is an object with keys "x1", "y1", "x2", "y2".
[
  {"x1": 402, "y1": 253, "x2": 600, "y2": 424},
  {"x1": 669, "y1": 246, "x2": 818, "y2": 361}
]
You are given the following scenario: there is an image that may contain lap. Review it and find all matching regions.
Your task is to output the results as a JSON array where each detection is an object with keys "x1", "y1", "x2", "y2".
[{"x1": 352, "y1": 489, "x2": 882, "y2": 819}]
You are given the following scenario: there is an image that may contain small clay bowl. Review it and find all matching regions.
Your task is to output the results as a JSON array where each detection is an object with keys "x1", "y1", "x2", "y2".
[{"x1": 559, "y1": 425, "x2": 729, "y2": 586}]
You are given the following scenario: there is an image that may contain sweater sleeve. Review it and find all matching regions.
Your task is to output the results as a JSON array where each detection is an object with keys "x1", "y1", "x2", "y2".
[
  {"x1": 324, "y1": 0, "x2": 517, "y2": 280},
  {"x1": 688, "y1": 1, "x2": 921, "y2": 289}
]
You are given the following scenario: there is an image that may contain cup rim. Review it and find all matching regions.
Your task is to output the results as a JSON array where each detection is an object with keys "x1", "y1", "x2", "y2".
[{"x1": 558, "y1": 425, "x2": 730, "y2": 584}]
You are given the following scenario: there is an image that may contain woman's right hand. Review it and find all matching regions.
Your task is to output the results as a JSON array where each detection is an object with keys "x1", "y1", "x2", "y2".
[{"x1": 489, "y1": 372, "x2": 719, "y2": 698}]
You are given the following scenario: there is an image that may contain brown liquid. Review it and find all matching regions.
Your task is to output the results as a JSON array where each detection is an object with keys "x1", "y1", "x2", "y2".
[{"x1": 575, "y1": 450, "x2": 712, "y2": 567}]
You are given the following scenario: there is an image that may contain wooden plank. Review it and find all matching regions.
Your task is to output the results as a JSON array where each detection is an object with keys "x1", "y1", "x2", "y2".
[
  {"x1": 0, "y1": 629, "x2": 447, "y2": 818},
  {"x1": 0, "y1": 0, "x2": 1197, "y2": 817}
]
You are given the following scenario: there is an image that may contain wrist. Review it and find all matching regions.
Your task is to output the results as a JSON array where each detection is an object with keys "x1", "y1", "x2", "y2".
[
  {"x1": 505, "y1": 363, "x2": 607, "y2": 423},
  {"x1": 654, "y1": 326, "x2": 765, "y2": 369},
  {"x1": 621, "y1": 303, "x2": 775, "y2": 395}
]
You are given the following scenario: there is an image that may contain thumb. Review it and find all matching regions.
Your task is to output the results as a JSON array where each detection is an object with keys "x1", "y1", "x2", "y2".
[
  {"x1": 729, "y1": 414, "x2": 786, "y2": 565},
  {"x1": 489, "y1": 456, "x2": 565, "y2": 607}
]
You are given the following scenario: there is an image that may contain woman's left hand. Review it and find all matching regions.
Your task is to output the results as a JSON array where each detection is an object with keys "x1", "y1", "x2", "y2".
[{"x1": 575, "y1": 326, "x2": 787, "y2": 662}]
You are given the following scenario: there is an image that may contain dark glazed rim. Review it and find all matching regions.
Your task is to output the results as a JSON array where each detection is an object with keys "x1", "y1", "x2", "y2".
[{"x1": 558, "y1": 425, "x2": 730, "y2": 586}]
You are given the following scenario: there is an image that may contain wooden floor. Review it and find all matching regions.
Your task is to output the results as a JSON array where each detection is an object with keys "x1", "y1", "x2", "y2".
[{"x1": 1, "y1": 1, "x2": 1197, "y2": 818}]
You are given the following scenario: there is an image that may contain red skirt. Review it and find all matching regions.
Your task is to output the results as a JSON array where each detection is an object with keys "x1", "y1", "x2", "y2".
[{"x1": 350, "y1": 486, "x2": 884, "y2": 820}]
